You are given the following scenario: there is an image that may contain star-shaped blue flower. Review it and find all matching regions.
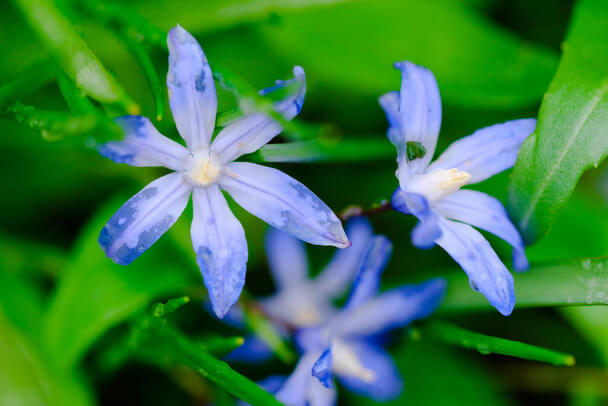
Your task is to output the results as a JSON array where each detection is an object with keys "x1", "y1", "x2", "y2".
[
  {"x1": 380, "y1": 61, "x2": 535, "y2": 316},
  {"x1": 221, "y1": 218, "x2": 374, "y2": 363},
  {"x1": 268, "y1": 236, "x2": 446, "y2": 405},
  {"x1": 97, "y1": 26, "x2": 349, "y2": 318}
]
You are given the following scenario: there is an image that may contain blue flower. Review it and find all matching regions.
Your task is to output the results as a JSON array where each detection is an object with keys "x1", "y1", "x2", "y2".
[
  {"x1": 97, "y1": 25, "x2": 349, "y2": 318},
  {"x1": 272, "y1": 236, "x2": 446, "y2": 405},
  {"x1": 222, "y1": 218, "x2": 374, "y2": 363},
  {"x1": 380, "y1": 61, "x2": 535, "y2": 316}
]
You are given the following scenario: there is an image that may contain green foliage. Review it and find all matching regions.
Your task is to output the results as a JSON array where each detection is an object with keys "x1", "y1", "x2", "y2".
[
  {"x1": 421, "y1": 321, "x2": 575, "y2": 366},
  {"x1": 42, "y1": 198, "x2": 195, "y2": 370},
  {"x1": 253, "y1": 0, "x2": 557, "y2": 110},
  {"x1": 0, "y1": 309, "x2": 93, "y2": 406},
  {"x1": 125, "y1": 298, "x2": 283, "y2": 406},
  {"x1": 1, "y1": 0, "x2": 608, "y2": 404},
  {"x1": 13, "y1": 0, "x2": 137, "y2": 112},
  {"x1": 440, "y1": 257, "x2": 608, "y2": 313},
  {"x1": 508, "y1": 0, "x2": 608, "y2": 243}
]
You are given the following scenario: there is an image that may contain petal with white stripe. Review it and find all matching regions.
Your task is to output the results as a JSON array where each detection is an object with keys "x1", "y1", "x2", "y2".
[
  {"x1": 167, "y1": 25, "x2": 217, "y2": 150},
  {"x1": 99, "y1": 172, "x2": 191, "y2": 265},
  {"x1": 211, "y1": 66, "x2": 306, "y2": 162},
  {"x1": 220, "y1": 162, "x2": 348, "y2": 248},
  {"x1": 191, "y1": 185, "x2": 248, "y2": 318},
  {"x1": 436, "y1": 218, "x2": 515, "y2": 316},
  {"x1": 428, "y1": 118, "x2": 536, "y2": 184},
  {"x1": 436, "y1": 189, "x2": 529, "y2": 271},
  {"x1": 99, "y1": 116, "x2": 189, "y2": 170}
]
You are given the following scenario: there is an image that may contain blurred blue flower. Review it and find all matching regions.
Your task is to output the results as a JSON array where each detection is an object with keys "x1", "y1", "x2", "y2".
[
  {"x1": 380, "y1": 61, "x2": 535, "y2": 316},
  {"x1": 222, "y1": 218, "x2": 374, "y2": 363},
  {"x1": 271, "y1": 236, "x2": 446, "y2": 405},
  {"x1": 97, "y1": 25, "x2": 349, "y2": 318}
]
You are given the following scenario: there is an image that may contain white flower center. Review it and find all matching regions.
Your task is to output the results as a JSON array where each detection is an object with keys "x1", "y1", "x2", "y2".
[
  {"x1": 183, "y1": 149, "x2": 224, "y2": 186},
  {"x1": 407, "y1": 168, "x2": 471, "y2": 203},
  {"x1": 331, "y1": 339, "x2": 376, "y2": 383}
]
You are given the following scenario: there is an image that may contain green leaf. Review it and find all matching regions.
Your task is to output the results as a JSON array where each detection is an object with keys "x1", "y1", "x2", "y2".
[
  {"x1": 128, "y1": 302, "x2": 283, "y2": 406},
  {"x1": 252, "y1": 136, "x2": 395, "y2": 163},
  {"x1": 42, "y1": 197, "x2": 195, "y2": 370},
  {"x1": 439, "y1": 257, "x2": 608, "y2": 313},
  {"x1": 0, "y1": 308, "x2": 92, "y2": 406},
  {"x1": 1, "y1": 102, "x2": 101, "y2": 139},
  {"x1": 0, "y1": 59, "x2": 56, "y2": 106},
  {"x1": 508, "y1": 0, "x2": 608, "y2": 243},
  {"x1": 420, "y1": 321, "x2": 575, "y2": 366},
  {"x1": 253, "y1": 0, "x2": 557, "y2": 110},
  {"x1": 14, "y1": 0, "x2": 138, "y2": 112}
]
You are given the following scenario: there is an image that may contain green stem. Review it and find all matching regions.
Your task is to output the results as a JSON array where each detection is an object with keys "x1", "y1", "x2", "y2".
[{"x1": 421, "y1": 321, "x2": 575, "y2": 366}]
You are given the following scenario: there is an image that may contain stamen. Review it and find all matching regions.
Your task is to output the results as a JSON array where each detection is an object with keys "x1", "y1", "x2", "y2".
[
  {"x1": 407, "y1": 168, "x2": 471, "y2": 203},
  {"x1": 183, "y1": 149, "x2": 224, "y2": 186}
]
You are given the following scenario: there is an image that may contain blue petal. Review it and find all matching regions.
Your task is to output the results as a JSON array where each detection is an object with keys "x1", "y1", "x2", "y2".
[
  {"x1": 191, "y1": 185, "x2": 248, "y2": 318},
  {"x1": 393, "y1": 61, "x2": 442, "y2": 174},
  {"x1": 220, "y1": 162, "x2": 349, "y2": 248},
  {"x1": 436, "y1": 189, "x2": 529, "y2": 271},
  {"x1": 260, "y1": 284, "x2": 335, "y2": 328},
  {"x1": 314, "y1": 217, "x2": 374, "y2": 298},
  {"x1": 275, "y1": 353, "x2": 317, "y2": 406},
  {"x1": 337, "y1": 341, "x2": 403, "y2": 401},
  {"x1": 312, "y1": 348, "x2": 334, "y2": 388},
  {"x1": 99, "y1": 116, "x2": 189, "y2": 170},
  {"x1": 307, "y1": 378, "x2": 336, "y2": 406},
  {"x1": 428, "y1": 118, "x2": 536, "y2": 184},
  {"x1": 167, "y1": 25, "x2": 217, "y2": 150},
  {"x1": 345, "y1": 236, "x2": 393, "y2": 309},
  {"x1": 99, "y1": 172, "x2": 191, "y2": 265},
  {"x1": 295, "y1": 327, "x2": 326, "y2": 354},
  {"x1": 329, "y1": 278, "x2": 446, "y2": 337},
  {"x1": 380, "y1": 90, "x2": 412, "y2": 187},
  {"x1": 211, "y1": 66, "x2": 306, "y2": 162},
  {"x1": 265, "y1": 227, "x2": 309, "y2": 290},
  {"x1": 436, "y1": 218, "x2": 515, "y2": 316},
  {"x1": 224, "y1": 335, "x2": 274, "y2": 364},
  {"x1": 392, "y1": 189, "x2": 441, "y2": 248}
]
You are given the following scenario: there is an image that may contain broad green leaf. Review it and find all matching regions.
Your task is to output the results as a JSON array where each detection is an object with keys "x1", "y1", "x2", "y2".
[
  {"x1": 0, "y1": 272, "x2": 45, "y2": 340},
  {"x1": 135, "y1": 0, "x2": 356, "y2": 34},
  {"x1": 562, "y1": 307, "x2": 608, "y2": 364},
  {"x1": 13, "y1": 0, "x2": 137, "y2": 112},
  {"x1": 421, "y1": 321, "x2": 575, "y2": 366},
  {"x1": 0, "y1": 308, "x2": 92, "y2": 406},
  {"x1": 440, "y1": 257, "x2": 608, "y2": 313},
  {"x1": 508, "y1": 0, "x2": 608, "y2": 243},
  {"x1": 42, "y1": 197, "x2": 196, "y2": 370},
  {"x1": 253, "y1": 0, "x2": 557, "y2": 110},
  {"x1": 0, "y1": 232, "x2": 66, "y2": 277}
]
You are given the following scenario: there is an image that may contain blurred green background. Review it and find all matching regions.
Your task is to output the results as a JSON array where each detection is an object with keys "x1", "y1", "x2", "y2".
[{"x1": 1, "y1": 0, "x2": 608, "y2": 405}]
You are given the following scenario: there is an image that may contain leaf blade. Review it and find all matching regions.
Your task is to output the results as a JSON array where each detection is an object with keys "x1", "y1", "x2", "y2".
[{"x1": 508, "y1": 0, "x2": 608, "y2": 243}]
